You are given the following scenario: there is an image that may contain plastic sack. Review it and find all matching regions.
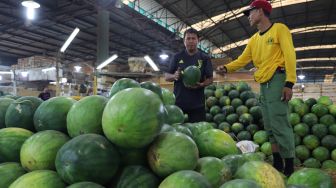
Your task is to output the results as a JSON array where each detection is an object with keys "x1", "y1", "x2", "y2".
[{"x1": 236, "y1": 140, "x2": 259, "y2": 153}]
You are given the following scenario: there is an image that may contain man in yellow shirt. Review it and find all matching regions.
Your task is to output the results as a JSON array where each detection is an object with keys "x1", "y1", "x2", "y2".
[{"x1": 218, "y1": 0, "x2": 296, "y2": 176}]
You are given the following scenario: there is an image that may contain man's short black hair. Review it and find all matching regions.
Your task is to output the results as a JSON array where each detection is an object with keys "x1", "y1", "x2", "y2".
[{"x1": 183, "y1": 28, "x2": 199, "y2": 39}]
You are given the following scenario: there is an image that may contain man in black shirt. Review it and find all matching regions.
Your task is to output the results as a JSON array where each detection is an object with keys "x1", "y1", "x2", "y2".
[
  {"x1": 165, "y1": 28, "x2": 213, "y2": 122},
  {"x1": 38, "y1": 87, "x2": 51, "y2": 101}
]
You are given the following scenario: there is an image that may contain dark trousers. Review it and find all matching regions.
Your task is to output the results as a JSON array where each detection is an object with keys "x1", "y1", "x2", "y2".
[{"x1": 182, "y1": 107, "x2": 206, "y2": 123}]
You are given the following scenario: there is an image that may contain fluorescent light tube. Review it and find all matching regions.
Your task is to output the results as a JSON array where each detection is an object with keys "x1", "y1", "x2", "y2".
[
  {"x1": 96, "y1": 54, "x2": 118, "y2": 69},
  {"x1": 60, "y1": 28, "x2": 80, "y2": 52},
  {"x1": 144, "y1": 55, "x2": 160, "y2": 71}
]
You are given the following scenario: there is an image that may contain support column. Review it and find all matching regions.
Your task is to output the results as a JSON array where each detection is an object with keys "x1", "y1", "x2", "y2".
[{"x1": 95, "y1": 7, "x2": 110, "y2": 95}]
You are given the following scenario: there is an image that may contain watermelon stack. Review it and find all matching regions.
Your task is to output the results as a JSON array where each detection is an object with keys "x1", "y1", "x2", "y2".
[{"x1": 0, "y1": 78, "x2": 334, "y2": 188}]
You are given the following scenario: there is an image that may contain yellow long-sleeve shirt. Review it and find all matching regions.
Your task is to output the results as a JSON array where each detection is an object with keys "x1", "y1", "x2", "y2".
[{"x1": 225, "y1": 23, "x2": 297, "y2": 85}]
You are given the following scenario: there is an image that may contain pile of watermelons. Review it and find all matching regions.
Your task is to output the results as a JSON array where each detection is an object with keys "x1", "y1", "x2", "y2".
[
  {"x1": 204, "y1": 82, "x2": 336, "y2": 171},
  {"x1": 0, "y1": 78, "x2": 334, "y2": 188}
]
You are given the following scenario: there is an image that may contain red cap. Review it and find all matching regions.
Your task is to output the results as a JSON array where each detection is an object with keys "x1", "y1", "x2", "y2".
[{"x1": 243, "y1": 0, "x2": 272, "y2": 16}]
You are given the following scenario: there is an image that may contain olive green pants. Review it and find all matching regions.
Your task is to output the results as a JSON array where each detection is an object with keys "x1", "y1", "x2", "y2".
[{"x1": 259, "y1": 73, "x2": 295, "y2": 158}]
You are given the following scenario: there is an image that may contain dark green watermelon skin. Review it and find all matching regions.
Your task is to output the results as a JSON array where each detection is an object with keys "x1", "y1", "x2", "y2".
[
  {"x1": 109, "y1": 78, "x2": 140, "y2": 97},
  {"x1": 0, "y1": 162, "x2": 26, "y2": 188},
  {"x1": 55, "y1": 134, "x2": 120, "y2": 185},
  {"x1": 33, "y1": 96, "x2": 76, "y2": 132},
  {"x1": 67, "y1": 181, "x2": 105, "y2": 188},
  {"x1": 5, "y1": 96, "x2": 43, "y2": 131},
  {"x1": 159, "y1": 170, "x2": 211, "y2": 188},
  {"x1": 140, "y1": 81, "x2": 163, "y2": 100},
  {"x1": 182, "y1": 66, "x2": 201, "y2": 87},
  {"x1": 0, "y1": 127, "x2": 33, "y2": 162},
  {"x1": 0, "y1": 98, "x2": 14, "y2": 128},
  {"x1": 116, "y1": 165, "x2": 159, "y2": 188}
]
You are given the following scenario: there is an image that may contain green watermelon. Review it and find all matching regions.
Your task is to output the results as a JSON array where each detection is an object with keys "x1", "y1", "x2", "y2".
[
  {"x1": 317, "y1": 96, "x2": 333, "y2": 106},
  {"x1": 20, "y1": 130, "x2": 69, "y2": 171},
  {"x1": 246, "y1": 124, "x2": 259, "y2": 135},
  {"x1": 0, "y1": 98, "x2": 14, "y2": 128},
  {"x1": 218, "y1": 122, "x2": 231, "y2": 133},
  {"x1": 222, "y1": 154, "x2": 247, "y2": 175},
  {"x1": 319, "y1": 114, "x2": 335, "y2": 125},
  {"x1": 204, "y1": 89, "x2": 214, "y2": 98},
  {"x1": 302, "y1": 113, "x2": 318, "y2": 127},
  {"x1": 236, "y1": 105, "x2": 249, "y2": 116},
  {"x1": 164, "y1": 105, "x2": 185, "y2": 124},
  {"x1": 0, "y1": 162, "x2": 26, "y2": 188},
  {"x1": 67, "y1": 182, "x2": 105, "y2": 188},
  {"x1": 159, "y1": 170, "x2": 211, "y2": 188},
  {"x1": 311, "y1": 124, "x2": 328, "y2": 139},
  {"x1": 33, "y1": 97, "x2": 76, "y2": 132},
  {"x1": 322, "y1": 160, "x2": 336, "y2": 170},
  {"x1": 294, "y1": 103, "x2": 309, "y2": 117},
  {"x1": 303, "y1": 158, "x2": 321, "y2": 168},
  {"x1": 9, "y1": 170, "x2": 66, "y2": 188},
  {"x1": 253, "y1": 130, "x2": 269, "y2": 145},
  {"x1": 260, "y1": 142, "x2": 272, "y2": 155},
  {"x1": 210, "y1": 105, "x2": 221, "y2": 116},
  {"x1": 0, "y1": 127, "x2": 33, "y2": 162},
  {"x1": 328, "y1": 104, "x2": 336, "y2": 117},
  {"x1": 171, "y1": 124, "x2": 193, "y2": 137},
  {"x1": 186, "y1": 122, "x2": 213, "y2": 139},
  {"x1": 240, "y1": 91, "x2": 255, "y2": 103},
  {"x1": 55, "y1": 134, "x2": 120, "y2": 184},
  {"x1": 287, "y1": 168, "x2": 333, "y2": 188},
  {"x1": 219, "y1": 96, "x2": 230, "y2": 106},
  {"x1": 182, "y1": 66, "x2": 201, "y2": 87},
  {"x1": 213, "y1": 114, "x2": 226, "y2": 124},
  {"x1": 242, "y1": 152, "x2": 266, "y2": 162},
  {"x1": 67, "y1": 95, "x2": 108, "y2": 137},
  {"x1": 295, "y1": 145, "x2": 310, "y2": 161},
  {"x1": 161, "y1": 88, "x2": 176, "y2": 105},
  {"x1": 226, "y1": 114, "x2": 238, "y2": 125},
  {"x1": 206, "y1": 96, "x2": 218, "y2": 107},
  {"x1": 102, "y1": 88, "x2": 165, "y2": 148},
  {"x1": 109, "y1": 78, "x2": 140, "y2": 97},
  {"x1": 294, "y1": 123, "x2": 309, "y2": 137},
  {"x1": 195, "y1": 129, "x2": 239, "y2": 158},
  {"x1": 239, "y1": 113, "x2": 254, "y2": 125},
  {"x1": 228, "y1": 90, "x2": 240, "y2": 100},
  {"x1": 303, "y1": 135, "x2": 320, "y2": 150},
  {"x1": 5, "y1": 96, "x2": 43, "y2": 131},
  {"x1": 140, "y1": 81, "x2": 163, "y2": 99},
  {"x1": 215, "y1": 88, "x2": 225, "y2": 98},
  {"x1": 222, "y1": 106, "x2": 235, "y2": 116},
  {"x1": 289, "y1": 98, "x2": 304, "y2": 107},
  {"x1": 223, "y1": 83, "x2": 235, "y2": 92},
  {"x1": 116, "y1": 165, "x2": 159, "y2": 188},
  {"x1": 305, "y1": 98, "x2": 317, "y2": 109},
  {"x1": 249, "y1": 106, "x2": 262, "y2": 120},
  {"x1": 312, "y1": 147, "x2": 330, "y2": 162},
  {"x1": 289, "y1": 113, "x2": 301, "y2": 126},
  {"x1": 147, "y1": 132, "x2": 199, "y2": 177},
  {"x1": 321, "y1": 135, "x2": 336, "y2": 150},
  {"x1": 245, "y1": 98, "x2": 258, "y2": 108},
  {"x1": 206, "y1": 84, "x2": 216, "y2": 90},
  {"x1": 231, "y1": 98, "x2": 243, "y2": 109},
  {"x1": 311, "y1": 104, "x2": 329, "y2": 117},
  {"x1": 195, "y1": 157, "x2": 231, "y2": 187},
  {"x1": 329, "y1": 124, "x2": 336, "y2": 136},
  {"x1": 237, "y1": 131, "x2": 252, "y2": 141},
  {"x1": 332, "y1": 149, "x2": 336, "y2": 161},
  {"x1": 219, "y1": 179, "x2": 261, "y2": 188},
  {"x1": 159, "y1": 124, "x2": 176, "y2": 133},
  {"x1": 235, "y1": 161, "x2": 285, "y2": 188}
]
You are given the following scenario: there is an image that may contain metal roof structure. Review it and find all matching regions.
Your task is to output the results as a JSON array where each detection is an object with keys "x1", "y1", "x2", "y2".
[{"x1": 0, "y1": 0, "x2": 335, "y2": 82}]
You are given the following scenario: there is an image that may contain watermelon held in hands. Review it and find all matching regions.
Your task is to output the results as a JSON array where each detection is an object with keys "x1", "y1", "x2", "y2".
[
  {"x1": 67, "y1": 95, "x2": 108, "y2": 137},
  {"x1": 109, "y1": 78, "x2": 140, "y2": 97},
  {"x1": 55, "y1": 134, "x2": 120, "y2": 185},
  {"x1": 102, "y1": 88, "x2": 165, "y2": 148},
  {"x1": 33, "y1": 96, "x2": 76, "y2": 132},
  {"x1": 182, "y1": 66, "x2": 201, "y2": 87},
  {"x1": 5, "y1": 96, "x2": 43, "y2": 131}
]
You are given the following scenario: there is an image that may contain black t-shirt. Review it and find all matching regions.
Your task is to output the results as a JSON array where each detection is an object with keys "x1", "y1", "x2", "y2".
[
  {"x1": 168, "y1": 50, "x2": 213, "y2": 110},
  {"x1": 38, "y1": 92, "x2": 51, "y2": 101}
]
